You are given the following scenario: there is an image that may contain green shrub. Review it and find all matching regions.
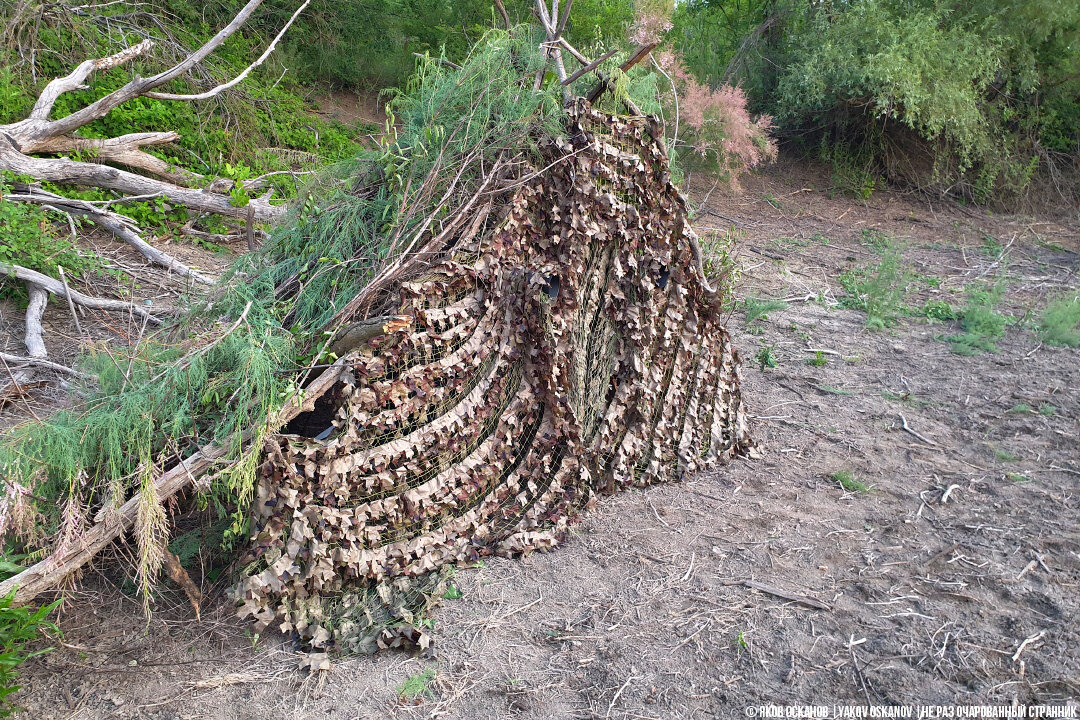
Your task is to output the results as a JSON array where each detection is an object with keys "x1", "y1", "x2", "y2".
[
  {"x1": 1038, "y1": 294, "x2": 1080, "y2": 347},
  {"x1": 946, "y1": 282, "x2": 1011, "y2": 355},
  {"x1": 838, "y1": 246, "x2": 909, "y2": 329}
]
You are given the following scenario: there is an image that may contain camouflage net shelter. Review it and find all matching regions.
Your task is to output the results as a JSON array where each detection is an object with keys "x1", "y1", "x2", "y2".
[{"x1": 235, "y1": 102, "x2": 753, "y2": 653}]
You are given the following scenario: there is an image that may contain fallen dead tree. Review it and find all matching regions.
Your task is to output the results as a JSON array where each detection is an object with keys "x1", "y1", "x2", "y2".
[
  {"x1": 0, "y1": 5, "x2": 757, "y2": 656},
  {"x1": 0, "y1": 0, "x2": 305, "y2": 281}
]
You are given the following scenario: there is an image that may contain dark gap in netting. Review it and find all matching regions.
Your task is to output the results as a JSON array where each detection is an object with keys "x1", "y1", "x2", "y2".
[{"x1": 283, "y1": 385, "x2": 343, "y2": 439}]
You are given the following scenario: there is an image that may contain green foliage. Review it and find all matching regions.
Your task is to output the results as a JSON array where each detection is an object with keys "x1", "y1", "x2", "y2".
[
  {"x1": 921, "y1": 300, "x2": 959, "y2": 323},
  {"x1": 0, "y1": 591, "x2": 59, "y2": 717},
  {"x1": 397, "y1": 666, "x2": 438, "y2": 701},
  {"x1": 838, "y1": 245, "x2": 909, "y2": 329},
  {"x1": 743, "y1": 297, "x2": 788, "y2": 324},
  {"x1": 0, "y1": 178, "x2": 102, "y2": 283},
  {"x1": 1038, "y1": 294, "x2": 1080, "y2": 347},
  {"x1": 670, "y1": 0, "x2": 1080, "y2": 204},
  {"x1": 946, "y1": 282, "x2": 1011, "y2": 355},
  {"x1": 755, "y1": 343, "x2": 778, "y2": 371},
  {"x1": 1008, "y1": 403, "x2": 1031, "y2": 414},
  {"x1": 806, "y1": 350, "x2": 828, "y2": 367},
  {"x1": 831, "y1": 470, "x2": 868, "y2": 493}
]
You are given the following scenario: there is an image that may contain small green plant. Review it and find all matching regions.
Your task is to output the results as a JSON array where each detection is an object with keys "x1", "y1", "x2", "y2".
[
  {"x1": 700, "y1": 227, "x2": 742, "y2": 302},
  {"x1": 816, "y1": 384, "x2": 852, "y2": 395},
  {"x1": 980, "y1": 235, "x2": 1004, "y2": 258},
  {"x1": 838, "y1": 245, "x2": 909, "y2": 329},
  {"x1": 859, "y1": 229, "x2": 891, "y2": 253},
  {"x1": 831, "y1": 470, "x2": 868, "y2": 493},
  {"x1": 736, "y1": 630, "x2": 749, "y2": 649},
  {"x1": 921, "y1": 300, "x2": 959, "y2": 322},
  {"x1": 806, "y1": 350, "x2": 828, "y2": 367},
  {"x1": 743, "y1": 297, "x2": 788, "y2": 324},
  {"x1": 397, "y1": 666, "x2": 437, "y2": 702},
  {"x1": 993, "y1": 448, "x2": 1018, "y2": 462},
  {"x1": 0, "y1": 181, "x2": 100, "y2": 282},
  {"x1": 946, "y1": 281, "x2": 1011, "y2": 355},
  {"x1": 0, "y1": 590, "x2": 60, "y2": 717},
  {"x1": 756, "y1": 343, "x2": 778, "y2": 371},
  {"x1": 1008, "y1": 403, "x2": 1031, "y2": 413},
  {"x1": 442, "y1": 584, "x2": 463, "y2": 600},
  {"x1": 1038, "y1": 404, "x2": 1057, "y2": 417},
  {"x1": 1037, "y1": 294, "x2": 1080, "y2": 347},
  {"x1": 1006, "y1": 473, "x2": 1031, "y2": 483}
]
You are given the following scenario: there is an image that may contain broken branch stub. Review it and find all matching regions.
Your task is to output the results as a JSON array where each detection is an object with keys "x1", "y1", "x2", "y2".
[{"x1": 236, "y1": 103, "x2": 753, "y2": 653}]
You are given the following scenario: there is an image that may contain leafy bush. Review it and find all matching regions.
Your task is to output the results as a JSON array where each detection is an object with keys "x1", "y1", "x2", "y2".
[
  {"x1": 0, "y1": 591, "x2": 59, "y2": 717},
  {"x1": 669, "y1": 0, "x2": 1080, "y2": 204},
  {"x1": 1038, "y1": 294, "x2": 1080, "y2": 347},
  {"x1": 838, "y1": 246, "x2": 909, "y2": 329},
  {"x1": 947, "y1": 282, "x2": 1011, "y2": 355},
  {"x1": 0, "y1": 177, "x2": 101, "y2": 282}
]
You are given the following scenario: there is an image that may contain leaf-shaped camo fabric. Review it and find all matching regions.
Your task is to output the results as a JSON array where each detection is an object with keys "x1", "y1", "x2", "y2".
[{"x1": 235, "y1": 102, "x2": 753, "y2": 654}]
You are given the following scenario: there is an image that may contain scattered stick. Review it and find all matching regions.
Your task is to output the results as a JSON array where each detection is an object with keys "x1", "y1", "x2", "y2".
[
  {"x1": 1, "y1": 262, "x2": 163, "y2": 325},
  {"x1": 1016, "y1": 559, "x2": 1038, "y2": 581},
  {"x1": 56, "y1": 265, "x2": 86, "y2": 339},
  {"x1": 899, "y1": 413, "x2": 938, "y2": 446},
  {"x1": 923, "y1": 542, "x2": 960, "y2": 568},
  {"x1": 162, "y1": 548, "x2": 203, "y2": 620},
  {"x1": 723, "y1": 579, "x2": 831, "y2": 611},
  {"x1": 940, "y1": 484, "x2": 960, "y2": 504},
  {"x1": 1011, "y1": 630, "x2": 1046, "y2": 662}
]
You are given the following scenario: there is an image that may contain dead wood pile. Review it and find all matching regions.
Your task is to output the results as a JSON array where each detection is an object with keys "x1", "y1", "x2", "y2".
[{"x1": 235, "y1": 102, "x2": 753, "y2": 653}]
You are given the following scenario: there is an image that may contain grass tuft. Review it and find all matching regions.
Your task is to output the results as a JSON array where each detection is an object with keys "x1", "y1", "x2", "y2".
[{"x1": 831, "y1": 470, "x2": 868, "y2": 493}]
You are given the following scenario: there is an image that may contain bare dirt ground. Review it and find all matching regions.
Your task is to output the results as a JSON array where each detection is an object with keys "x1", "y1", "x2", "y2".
[{"x1": 11, "y1": 159, "x2": 1080, "y2": 719}]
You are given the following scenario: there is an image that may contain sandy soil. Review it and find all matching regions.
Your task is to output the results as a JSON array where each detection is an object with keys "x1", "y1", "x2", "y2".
[{"x1": 11, "y1": 159, "x2": 1080, "y2": 719}]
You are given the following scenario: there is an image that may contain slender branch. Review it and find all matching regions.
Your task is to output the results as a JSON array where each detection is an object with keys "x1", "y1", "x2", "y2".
[
  {"x1": 0, "y1": 353, "x2": 87, "y2": 378},
  {"x1": 555, "y1": 0, "x2": 574, "y2": 38},
  {"x1": 0, "y1": 262, "x2": 163, "y2": 324},
  {"x1": 561, "y1": 46, "x2": 618, "y2": 86},
  {"x1": 29, "y1": 39, "x2": 154, "y2": 122},
  {"x1": 41, "y1": 0, "x2": 268, "y2": 139},
  {"x1": 7, "y1": 191, "x2": 215, "y2": 284},
  {"x1": 145, "y1": 0, "x2": 311, "y2": 101},
  {"x1": 492, "y1": 0, "x2": 511, "y2": 29}
]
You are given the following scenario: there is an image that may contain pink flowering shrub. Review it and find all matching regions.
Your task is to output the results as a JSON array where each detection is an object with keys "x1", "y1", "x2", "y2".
[
  {"x1": 655, "y1": 50, "x2": 777, "y2": 183},
  {"x1": 631, "y1": 8, "x2": 777, "y2": 184}
]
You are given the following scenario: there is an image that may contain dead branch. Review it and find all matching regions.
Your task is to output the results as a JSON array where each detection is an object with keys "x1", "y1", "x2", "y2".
[
  {"x1": 145, "y1": 0, "x2": 311, "y2": 101},
  {"x1": 6, "y1": 189, "x2": 214, "y2": 284},
  {"x1": 0, "y1": 141, "x2": 283, "y2": 221},
  {"x1": 585, "y1": 43, "x2": 656, "y2": 105},
  {"x1": 22, "y1": 284, "x2": 47, "y2": 360},
  {"x1": 0, "y1": 262, "x2": 163, "y2": 325},
  {"x1": 561, "y1": 47, "x2": 619, "y2": 86},
  {"x1": 0, "y1": 352, "x2": 87, "y2": 378},
  {"x1": 0, "y1": 0, "x2": 299, "y2": 223}
]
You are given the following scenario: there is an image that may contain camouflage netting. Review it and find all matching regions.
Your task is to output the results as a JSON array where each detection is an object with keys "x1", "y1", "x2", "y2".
[{"x1": 235, "y1": 102, "x2": 753, "y2": 654}]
